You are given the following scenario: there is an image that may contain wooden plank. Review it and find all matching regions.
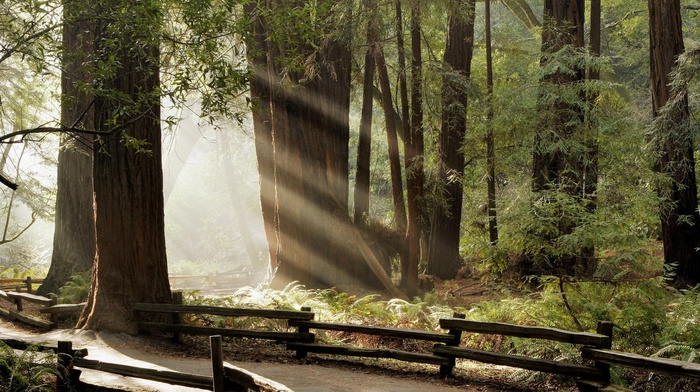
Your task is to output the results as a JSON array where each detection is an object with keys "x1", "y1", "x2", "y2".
[
  {"x1": 133, "y1": 303, "x2": 314, "y2": 320},
  {"x1": 74, "y1": 358, "x2": 212, "y2": 389},
  {"x1": 1, "y1": 338, "x2": 88, "y2": 357},
  {"x1": 224, "y1": 364, "x2": 295, "y2": 392},
  {"x1": 433, "y1": 345, "x2": 604, "y2": 379},
  {"x1": 39, "y1": 303, "x2": 86, "y2": 314},
  {"x1": 286, "y1": 342, "x2": 451, "y2": 366},
  {"x1": 0, "y1": 278, "x2": 44, "y2": 284},
  {"x1": 581, "y1": 348, "x2": 700, "y2": 380},
  {"x1": 137, "y1": 322, "x2": 315, "y2": 342},
  {"x1": 288, "y1": 320, "x2": 454, "y2": 343},
  {"x1": 0, "y1": 290, "x2": 11, "y2": 302},
  {"x1": 6, "y1": 291, "x2": 54, "y2": 306},
  {"x1": 8, "y1": 309, "x2": 54, "y2": 330},
  {"x1": 439, "y1": 318, "x2": 610, "y2": 347}
]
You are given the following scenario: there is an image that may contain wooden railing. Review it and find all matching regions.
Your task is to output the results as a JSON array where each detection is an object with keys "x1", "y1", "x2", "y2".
[
  {"x1": 0, "y1": 276, "x2": 42, "y2": 293},
  {"x1": 1, "y1": 336, "x2": 294, "y2": 392},
  {"x1": 0, "y1": 289, "x2": 58, "y2": 329},
  {"x1": 1, "y1": 287, "x2": 699, "y2": 391}
]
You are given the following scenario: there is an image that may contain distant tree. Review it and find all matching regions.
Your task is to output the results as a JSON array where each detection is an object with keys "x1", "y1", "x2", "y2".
[
  {"x1": 427, "y1": 1, "x2": 476, "y2": 279},
  {"x1": 529, "y1": 0, "x2": 594, "y2": 277},
  {"x1": 648, "y1": 0, "x2": 700, "y2": 287},
  {"x1": 353, "y1": 0, "x2": 377, "y2": 226},
  {"x1": 76, "y1": 0, "x2": 170, "y2": 334},
  {"x1": 485, "y1": 0, "x2": 497, "y2": 245},
  {"x1": 403, "y1": 1, "x2": 424, "y2": 293},
  {"x1": 38, "y1": 0, "x2": 96, "y2": 297}
]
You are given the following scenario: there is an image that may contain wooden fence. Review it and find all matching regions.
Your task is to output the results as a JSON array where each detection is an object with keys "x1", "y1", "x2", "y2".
[
  {"x1": 1, "y1": 285, "x2": 700, "y2": 391},
  {"x1": 1, "y1": 335, "x2": 293, "y2": 392},
  {"x1": 134, "y1": 295, "x2": 700, "y2": 391}
]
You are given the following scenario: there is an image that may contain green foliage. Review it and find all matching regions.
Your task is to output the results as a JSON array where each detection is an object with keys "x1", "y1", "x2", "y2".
[
  {"x1": 658, "y1": 285, "x2": 700, "y2": 360},
  {"x1": 57, "y1": 271, "x2": 91, "y2": 304},
  {"x1": 0, "y1": 342, "x2": 57, "y2": 392}
]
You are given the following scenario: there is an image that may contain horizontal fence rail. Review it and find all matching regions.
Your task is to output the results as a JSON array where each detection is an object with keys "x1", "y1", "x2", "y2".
[{"x1": 0, "y1": 337, "x2": 294, "y2": 392}]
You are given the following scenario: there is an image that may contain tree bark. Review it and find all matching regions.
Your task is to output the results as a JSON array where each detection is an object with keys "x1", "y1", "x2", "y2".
[
  {"x1": 427, "y1": 1, "x2": 476, "y2": 279},
  {"x1": 648, "y1": 0, "x2": 700, "y2": 287},
  {"x1": 404, "y1": 1, "x2": 424, "y2": 293},
  {"x1": 244, "y1": 3, "x2": 278, "y2": 273},
  {"x1": 485, "y1": 0, "x2": 498, "y2": 245},
  {"x1": 529, "y1": 0, "x2": 591, "y2": 277},
  {"x1": 374, "y1": 42, "x2": 408, "y2": 238},
  {"x1": 353, "y1": 0, "x2": 376, "y2": 226},
  {"x1": 77, "y1": 0, "x2": 170, "y2": 334},
  {"x1": 38, "y1": 0, "x2": 96, "y2": 296}
]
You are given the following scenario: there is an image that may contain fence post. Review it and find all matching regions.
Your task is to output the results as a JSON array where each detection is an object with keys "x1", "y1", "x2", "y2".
[
  {"x1": 439, "y1": 312, "x2": 466, "y2": 378},
  {"x1": 595, "y1": 321, "x2": 613, "y2": 383},
  {"x1": 172, "y1": 291, "x2": 184, "y2": 343},
  {"x1": 49, "y1": 296, "x2": 58, "y2": 325},
  {"x1": 56, "y1": 341, "x2": 74, "y2": 392},
  {"x1": 210, "y1": 335, "x2": 225, "y2": 392},
  {"x1": 295, "y1": 306, "x2": 312, "y2": 359},
  {"x1": 25, "y1": 277, "x2": 32, "y2": 293}
]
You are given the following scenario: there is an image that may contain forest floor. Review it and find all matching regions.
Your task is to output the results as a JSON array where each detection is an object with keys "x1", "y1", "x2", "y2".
[{"x1": 0, "y1": 276, "x2": 579, "y2": 391}]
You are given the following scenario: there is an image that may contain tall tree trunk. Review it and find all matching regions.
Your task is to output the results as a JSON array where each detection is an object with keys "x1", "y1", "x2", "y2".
[
  {"x1": 648, "y1": 0, "x2": 700, "y2": 287},
  {"x1": 244, "y1": 3, "x2": 278, "y2": 273},
  {"x1": 77, "y1": 0, "x2": 170, "y2": 334},
  {"x1": 485, "y1": 0, "x2": 498, "y2": 245},
  {"x1": 262, "y1": 0, "x2": 357, "y2": 288},
  {"x1": 374, "y1": 43, "x2": 408, "y2": 238},
  {"x1": 530, "y1": 0, "x2": 590, "y2": 277},
  {"x1": 427, "y1": 1, "x2": 476, "y2": 279},
  {"x1": 353, "y1": 0, "x2": 376, "y2": 226},
  {"x1": 38, "y1": 0, "x2": 96, "y2": 296},
  {"x1": 394, "y1": 0, "x2": 412, "y2": 293},
  {"x1": 404, "y1": 1, "x2": 424, "y2": 293}
]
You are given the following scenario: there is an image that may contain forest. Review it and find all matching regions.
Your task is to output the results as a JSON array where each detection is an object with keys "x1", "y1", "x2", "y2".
[{"x1": 2, "y1": 0, "x2": 700, "y2": 390}]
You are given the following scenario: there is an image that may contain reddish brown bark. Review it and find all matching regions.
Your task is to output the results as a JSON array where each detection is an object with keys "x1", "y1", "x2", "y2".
[
  {"x1": 427, "y1": 1, "x2": 476, "y2": 279},
  {"x1": 374, "y1": 43, "x2": 407, "y2": 237},
  {"x1": 403, "y1": 2, "x2": 424, "y2": 293},
  {"x1": 77, "y1": 0, "x2": 170, "y2": 334},
  {"x1": 648, "y1": 0, "x2": 700, "y2": 287},
  {"x1": 244, "y1": 3, "x2": 278, "y2": 272},
  {"x1": 353, "y1": 0, "x2": 376, "y2": 225},
  {"x1": 39, "y1": 0, "x2": 95, "y2": 296}
]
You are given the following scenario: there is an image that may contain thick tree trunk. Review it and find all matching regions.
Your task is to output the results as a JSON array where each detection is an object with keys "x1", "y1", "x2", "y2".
[
  {"x1": 77, "y1": 0, "x2": 170, "y2": 334},
  {"x1": 244, "y1": 3, "x2": 278, "y2": 273},
  {"x1": 262, "y1": 0, "x2": 357, "y2": 288},
  {"x1": 427, "y1": 1, "x2": 476, "y2": 279},
  {"x1": 39, "y1": 0, "x2": 95, "y2": 296},
  {"x1": 648, "y1": 0, "x2": 700, "y2": 287}
]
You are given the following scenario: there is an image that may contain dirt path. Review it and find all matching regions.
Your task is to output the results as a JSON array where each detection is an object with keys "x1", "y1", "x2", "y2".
[{"x1": 0, "y1": 320, "x2": 514, "y2": 392}]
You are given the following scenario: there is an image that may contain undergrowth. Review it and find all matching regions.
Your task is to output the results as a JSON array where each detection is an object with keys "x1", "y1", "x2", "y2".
[
  {"x1": 180, "y1": 275, "x2": 700, "y2": 391},
  {"x1": 0, "y1": 342, "x2": 57, "y2": 392}
]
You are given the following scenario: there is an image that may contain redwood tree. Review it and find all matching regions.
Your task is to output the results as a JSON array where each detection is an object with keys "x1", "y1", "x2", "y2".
[
  {"x1": 403, "y1": 1, "x2": 424, "y2": 293},
  {"x1": 77, "y1": 0, "x2": 170, "y2": 334},
  {"x1": 251, "y1": 0, "x2": 359, "y2": 288},
  {"x1": 529, "y1": 0, "x2": 593, "y2": 277},
  {"x1": 648, "y1": 0, "x2": 700, "y2": 287},
  {"x1": 38, "y1": 0, "x2": 95, "y2": 296},
  {"x1": 427, "y1": 1, "x2": 476, "y2": 279}
]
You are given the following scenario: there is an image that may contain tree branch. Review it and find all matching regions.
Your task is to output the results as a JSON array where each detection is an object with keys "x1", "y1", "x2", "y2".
[{"x1": 0, "y1": 173, "x2": 17, "y2": 190}]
